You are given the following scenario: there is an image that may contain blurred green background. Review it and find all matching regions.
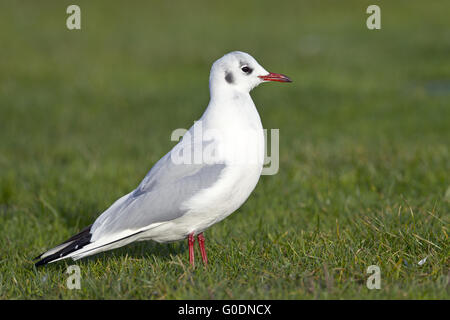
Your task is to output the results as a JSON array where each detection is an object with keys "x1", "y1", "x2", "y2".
[{"x1": 0, "y1": 0, "x2": 448, "y2": 299}]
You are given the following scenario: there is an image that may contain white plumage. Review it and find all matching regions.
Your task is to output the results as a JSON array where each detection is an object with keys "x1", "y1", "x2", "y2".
[{"x1": 35, "y1": 51, "x2": 291, "y2": 266}]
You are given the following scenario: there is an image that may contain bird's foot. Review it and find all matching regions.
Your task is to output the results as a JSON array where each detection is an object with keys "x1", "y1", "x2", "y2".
[
  {"x1": 187, "y1": 232, "x2": 208, "y2": 267},
  {"x1": 188, "y1": 232, "x2": 195, "y2": 267},
  {"x1": 197, "y1": 233, "x2": 208, "y2": 266}
]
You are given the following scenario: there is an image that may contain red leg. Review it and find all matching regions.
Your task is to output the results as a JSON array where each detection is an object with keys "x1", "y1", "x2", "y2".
[
  {"x1": 197, "y1": 233, "x2": 208, "y2": 266},
  {"x1": 188, "y1": 232, "x2": 195, "y2": 267}
]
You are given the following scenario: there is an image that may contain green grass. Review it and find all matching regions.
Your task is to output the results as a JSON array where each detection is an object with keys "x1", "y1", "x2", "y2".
[{"x1": 0, "y1": 0, "x2": 449, "y2": 299}]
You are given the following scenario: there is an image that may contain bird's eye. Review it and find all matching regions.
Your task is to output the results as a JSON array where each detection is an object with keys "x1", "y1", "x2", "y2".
[{"x1": 241, "y1": 66, "x2": 252, "y2": 74}]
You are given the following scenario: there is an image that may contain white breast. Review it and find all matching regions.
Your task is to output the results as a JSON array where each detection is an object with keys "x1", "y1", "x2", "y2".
[{"x1": 142, "y1": 93, "x2": 265, "y2": 242}]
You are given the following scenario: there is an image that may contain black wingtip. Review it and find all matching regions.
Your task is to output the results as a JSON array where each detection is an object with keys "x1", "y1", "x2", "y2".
[
  {"x1": 33, "y1": 224, "x2": 93, "y2": 267},
  {"x1": 34, "y1": 258, "x2": 48, "y2": 267},
  {"x1": 34, "y1": 254, "x2": 61, "y2": 267},
  {"x1": 33, "y1": 253, "x2": 43, "y2": 261}
]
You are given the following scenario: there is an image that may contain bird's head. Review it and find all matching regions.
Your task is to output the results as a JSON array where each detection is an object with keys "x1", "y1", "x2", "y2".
[{"x1": 209, "y1": 51, "x2": 292, "y2": 95}]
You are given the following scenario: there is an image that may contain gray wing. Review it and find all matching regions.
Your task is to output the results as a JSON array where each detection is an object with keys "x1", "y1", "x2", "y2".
[{"x1": 90, "y1": 139, "x2": 225, "y2": 239}]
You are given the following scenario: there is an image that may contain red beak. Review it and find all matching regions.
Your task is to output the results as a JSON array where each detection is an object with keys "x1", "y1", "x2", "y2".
[{"x1": 259, "y1": 72, "x2": 292, "y2": 83}]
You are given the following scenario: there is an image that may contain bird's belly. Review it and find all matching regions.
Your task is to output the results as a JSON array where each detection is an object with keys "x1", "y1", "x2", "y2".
[
  {"x1": 140, "y1": 123, "x2": 265, "y2": 243},
  {"x1": 141, "y1": 163, "x2": 262, "y2": 243}
]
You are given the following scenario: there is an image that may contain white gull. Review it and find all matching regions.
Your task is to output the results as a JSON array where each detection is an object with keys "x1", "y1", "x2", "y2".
[{"x1": 35, "y1": 51, "x2": 291, "y2": 267}]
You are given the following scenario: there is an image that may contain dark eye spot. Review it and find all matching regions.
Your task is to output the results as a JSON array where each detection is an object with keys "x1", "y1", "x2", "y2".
[
  {"x1": 225, "y1": 71, "x2": 234, "y2": 84},
  {"x1": 241, "y1": 66, "x2": 253, "y2": 74}
]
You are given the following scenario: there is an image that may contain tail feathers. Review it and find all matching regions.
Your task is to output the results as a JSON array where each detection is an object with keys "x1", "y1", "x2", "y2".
[{"x1": 34, "y1": 224, "x2": 93, "y2": 267}]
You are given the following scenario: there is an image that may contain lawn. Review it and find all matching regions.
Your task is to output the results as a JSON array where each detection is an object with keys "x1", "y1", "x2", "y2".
[{"x1": 0, "y1": 0, "x2": 448, "y2": 299}]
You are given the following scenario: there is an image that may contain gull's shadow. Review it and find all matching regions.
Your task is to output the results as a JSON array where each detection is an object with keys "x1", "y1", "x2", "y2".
[{"x1": 95, "y1": 240, "x2": 187, "y2": 262}]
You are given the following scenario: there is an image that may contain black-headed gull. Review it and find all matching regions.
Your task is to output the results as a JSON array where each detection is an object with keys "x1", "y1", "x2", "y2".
[{"x1": 35, "y1": 51, "x2": 291, "y2": 267}]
